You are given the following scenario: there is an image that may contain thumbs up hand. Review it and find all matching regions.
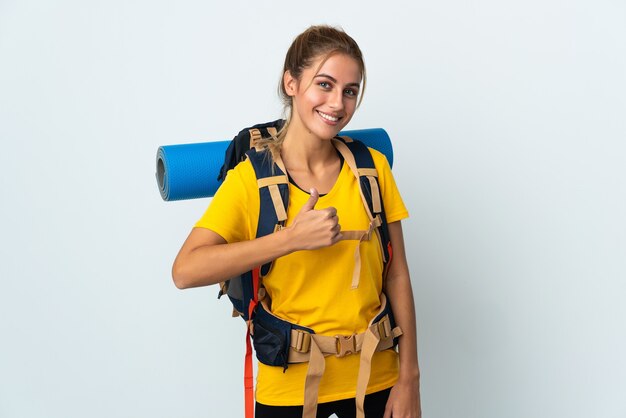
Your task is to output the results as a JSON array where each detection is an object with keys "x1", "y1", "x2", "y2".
[
  {"x1": 288, "y1": 188, "x2": 342, "y2": 251},
  {"x1": 299, "y1": 187, "x2": 321, "y2": 213}
]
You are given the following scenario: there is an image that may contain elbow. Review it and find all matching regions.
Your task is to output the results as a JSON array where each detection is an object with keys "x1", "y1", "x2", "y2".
[
  {"x1": 171, "y1": 260, "x2": 192, "y2": 289},
  {"x1": 172, "y1": 277, "x2": 188, "y2": 290},
  {"x1": 172, "y1": 259, "x2": 219, "y2": 289}
]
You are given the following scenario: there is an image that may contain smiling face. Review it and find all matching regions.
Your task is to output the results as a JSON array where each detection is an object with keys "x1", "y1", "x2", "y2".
[{"x1": 284, "y1": 53, "x2": 362, "y2": 141}]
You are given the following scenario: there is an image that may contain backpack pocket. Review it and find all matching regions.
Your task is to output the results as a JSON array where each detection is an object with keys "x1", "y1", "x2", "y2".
[{"x1": 252, "y1": 303, "x2": 313, "y2": 371}]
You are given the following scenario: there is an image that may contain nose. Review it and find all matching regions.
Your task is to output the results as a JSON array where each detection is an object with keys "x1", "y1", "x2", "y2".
[{"x1": 328, "y1": 88, "x2": 344, "y2": 111}]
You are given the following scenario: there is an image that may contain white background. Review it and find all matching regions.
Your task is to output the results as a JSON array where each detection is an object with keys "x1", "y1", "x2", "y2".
[{"x1": 1, "y1": 1, "x2": 625, "y2": 417}]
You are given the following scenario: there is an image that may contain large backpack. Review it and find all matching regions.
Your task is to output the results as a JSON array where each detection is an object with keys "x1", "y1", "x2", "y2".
[{"x1": 216, "y1": 120, "x2": 401, "y2": 418}]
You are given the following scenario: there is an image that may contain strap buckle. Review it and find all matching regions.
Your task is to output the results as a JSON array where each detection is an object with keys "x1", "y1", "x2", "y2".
[
  {"x1": 335, "y1": 334, "x2": 357, "y2": 357},
  {"x1": 376, "y1": 316, "x2": 392, "y2": 340},
  {"x1": 293, "y1": 330, "x2": 311, "y2": 354}
]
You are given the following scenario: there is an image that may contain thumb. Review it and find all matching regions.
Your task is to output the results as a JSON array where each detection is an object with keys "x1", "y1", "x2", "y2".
[{"x1": 299, "y1": 188, "x2": 319, "y2": 213}]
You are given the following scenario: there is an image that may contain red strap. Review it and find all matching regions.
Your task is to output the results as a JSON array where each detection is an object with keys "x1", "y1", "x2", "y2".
[
  {"x1": 244, "y1": 267, "x2": 261, "y2": 418},
  {"x1": 248, "y1": 267, "x2": 260, "y2": 319},
  {"x1": 244, "y1": 327, "x2": 254, "y2": 418},
  {"x1": 383, "y1": 241, "x2": 394, "y2": 280}
]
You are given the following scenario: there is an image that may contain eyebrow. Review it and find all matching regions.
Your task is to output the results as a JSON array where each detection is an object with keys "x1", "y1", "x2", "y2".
[{"x1": 315, "y1": 73, "x2": 361, "y2": 88}]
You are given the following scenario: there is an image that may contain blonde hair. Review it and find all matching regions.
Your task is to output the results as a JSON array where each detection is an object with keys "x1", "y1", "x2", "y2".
[{"x1": 258, "y1": 25, "x2": 366, "y2": 161}]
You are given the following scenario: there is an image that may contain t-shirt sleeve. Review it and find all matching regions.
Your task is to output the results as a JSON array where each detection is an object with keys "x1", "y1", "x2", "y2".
[
  {"x1": 370, "y1": 148, "x2": 409, "y2": 223},
  {"x1": 194, "y1": 160, "x2": 255, "y2": 243}
]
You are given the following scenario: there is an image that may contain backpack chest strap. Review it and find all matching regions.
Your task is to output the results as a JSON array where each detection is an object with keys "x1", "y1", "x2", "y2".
[{"x1": 338, "y1": 215, "x2": 383, "y2": 288}]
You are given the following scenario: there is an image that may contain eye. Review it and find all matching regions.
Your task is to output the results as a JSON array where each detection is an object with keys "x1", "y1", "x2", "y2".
[
  {"x1": 344, "y1": 88, "x2": 358, "y2": 97},
  {"x1": 318, "y1": 81, "x2": 332, "y2": 89}
]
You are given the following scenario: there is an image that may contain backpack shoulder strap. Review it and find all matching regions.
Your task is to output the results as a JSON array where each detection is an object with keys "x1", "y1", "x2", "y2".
[
  {"x1": 332, "y1": 136, "x2": 393, "y2": 278},
  {"x1": 245, "y1": 148, "x2": 289, "y2": 277}
]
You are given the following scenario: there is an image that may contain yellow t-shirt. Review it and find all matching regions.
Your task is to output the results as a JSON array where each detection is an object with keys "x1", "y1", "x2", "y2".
[{"x1": 195, "y1": 147, "x2": 409, "y2": 405}]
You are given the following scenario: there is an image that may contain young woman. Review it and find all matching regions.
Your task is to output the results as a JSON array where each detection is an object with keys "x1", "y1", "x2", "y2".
[{"x1": 172, "y1": 25, "x2": 421, "y2": 418}]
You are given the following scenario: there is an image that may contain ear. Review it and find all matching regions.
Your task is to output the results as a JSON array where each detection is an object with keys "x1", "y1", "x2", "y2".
[{"x1": 283, "y1": 70, "x2": 298, "y2": 97}]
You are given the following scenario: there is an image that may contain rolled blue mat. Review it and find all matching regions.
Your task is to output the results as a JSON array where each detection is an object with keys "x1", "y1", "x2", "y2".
[{"x1": 156, "y1": 127, "x2": 393, "y2": 201}]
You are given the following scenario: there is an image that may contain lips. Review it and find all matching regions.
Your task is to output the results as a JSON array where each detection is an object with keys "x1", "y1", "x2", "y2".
[{"x1": 317, "y1": 110, "x2": 341, "y2": 123}]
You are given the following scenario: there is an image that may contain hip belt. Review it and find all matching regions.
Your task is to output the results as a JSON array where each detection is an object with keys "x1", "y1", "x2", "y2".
[{"x1": 251, "y1": 293, "x2": 402, "y2": 418}]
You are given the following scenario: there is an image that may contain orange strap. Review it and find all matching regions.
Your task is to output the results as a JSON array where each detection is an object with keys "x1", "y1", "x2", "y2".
[
  {"x1": 244, "y1": 327, "x2": 254, "y2": 418},
  {"x1": 383, "y1": 241, "x2": 393, "y2": 280},
  {"x1": 251, "y1": 267, "x2": 260, "y2": 315},
  {"x1": 244, "y1": 267, "x2": 261, "y2": 418}
]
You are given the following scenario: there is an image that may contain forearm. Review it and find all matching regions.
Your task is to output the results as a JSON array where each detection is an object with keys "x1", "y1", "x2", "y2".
[
  {"x1": 384, "y1": 221, "x2": 421, "y2": 383},
  {"x1": 172, "y1": 227, "x2": 295, "y2": 289},
  {"x1": 386, "y1": 269, "x2": 420, "y2": 382},
  {"x1": 173, "y1": 191, "x2": 341, "y2": 290}
]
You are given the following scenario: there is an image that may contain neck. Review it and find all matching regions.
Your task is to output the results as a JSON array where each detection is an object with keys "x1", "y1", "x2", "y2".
[{"x1": 281, "y1": 118, "x2": 338, "y2": 171}]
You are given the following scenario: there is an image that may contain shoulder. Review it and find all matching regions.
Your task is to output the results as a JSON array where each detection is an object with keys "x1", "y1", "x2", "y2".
[
  {"x1": 215, "y1": 158, "x2": 259, "y2": 202},
  {"x1": 367, "y1": 147, "x2": 388, "y2": 163},
  {"x1": 367, "y1": 147, "x2": 393, "y2": 175},
  {"x1": 224, "y1": 158, "x2": 257, "y2": 184},
  {"x1": 195, "y1": 157, "x2": 260, "y2": 240}
]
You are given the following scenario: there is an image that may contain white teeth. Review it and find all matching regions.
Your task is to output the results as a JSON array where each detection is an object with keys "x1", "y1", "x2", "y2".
[{"x1": 318, "y1": 111, "x2": 339, "y2": 122}]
